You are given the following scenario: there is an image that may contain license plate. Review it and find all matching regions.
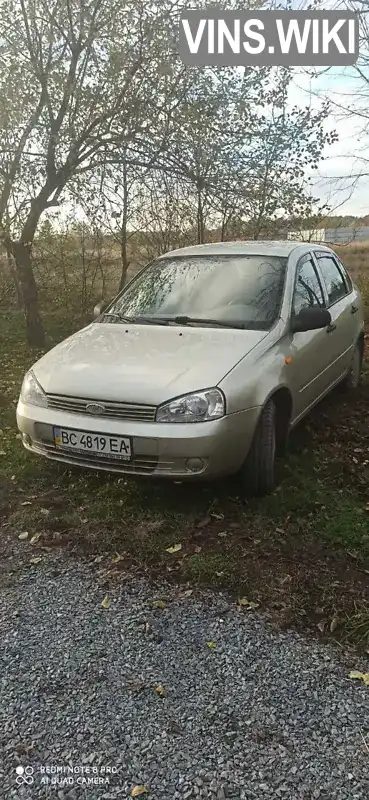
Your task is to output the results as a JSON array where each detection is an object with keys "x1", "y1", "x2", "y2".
[{"x1": 53, "y1": 427, "x2": 132, "y2": 460}]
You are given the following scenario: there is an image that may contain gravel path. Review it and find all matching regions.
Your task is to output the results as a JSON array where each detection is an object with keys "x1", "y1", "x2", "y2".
[{"x1": 1, "y1": 536, "x2": 368, "y2": 800}]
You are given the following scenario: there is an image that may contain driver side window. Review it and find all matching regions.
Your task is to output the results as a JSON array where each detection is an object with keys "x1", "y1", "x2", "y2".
[{"x1": 293, "y1": 258, "x2": 325, "y2": 316}]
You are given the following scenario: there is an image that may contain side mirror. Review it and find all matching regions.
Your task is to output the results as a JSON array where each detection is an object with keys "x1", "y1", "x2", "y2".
[
  {"x1": 290, "y1": 306, "x2": 332, "y2": 334},
  {"x1": 93, "y1": 299, "x2": 110, "y2": 319}
]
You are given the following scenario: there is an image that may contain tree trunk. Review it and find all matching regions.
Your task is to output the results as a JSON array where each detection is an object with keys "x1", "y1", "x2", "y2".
[
  {"x1": 119, "y1": 237, "x2": 130, "y2": 292},
  {"x1": 197, "y1": 188, "x2": 205, "y2": 244},
  {"x1": 220, "y1": 211, "x2": 228, "y2": 242},
  {"x1": 12, "y1": 240, "x2": 45, "y2": 347},
  {"x1": 3, "y1": 210, "x2": 22, "y2": 308},
  {"x1": 118, "y1": 159, "x2": 130, "y2": 292},
  {"x1": 119, "y1": 224, "x2": 130, "y2": 291},
  {"x1": 5, "y1": 246, "x2": 22, "y2": 308}
]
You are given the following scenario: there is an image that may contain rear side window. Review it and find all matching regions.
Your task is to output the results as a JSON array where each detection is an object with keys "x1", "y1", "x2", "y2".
[
  {"x1": 293, "y1": 258, "x2": 325, "y2": 315},
  {"x1": 315, "y1": 254, "x2": 349, "y2": 305}
]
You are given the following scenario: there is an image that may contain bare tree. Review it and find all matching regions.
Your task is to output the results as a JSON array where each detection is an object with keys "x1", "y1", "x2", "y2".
[{"x1": 0, "y1": 0, "x2": 188, "y2": 344}]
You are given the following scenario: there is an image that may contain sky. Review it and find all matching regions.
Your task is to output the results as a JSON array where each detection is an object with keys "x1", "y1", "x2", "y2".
[{"x1": 289, "y1": 66, "x2": 369, "y2": 217}]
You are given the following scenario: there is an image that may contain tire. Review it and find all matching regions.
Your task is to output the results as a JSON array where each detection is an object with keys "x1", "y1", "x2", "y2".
[
  {"x1": 240, "y1": 399, "x2": 276, "y2": 497},
  {"x1": 342, "y1": 340, "x2": 363, "y2": 391}
]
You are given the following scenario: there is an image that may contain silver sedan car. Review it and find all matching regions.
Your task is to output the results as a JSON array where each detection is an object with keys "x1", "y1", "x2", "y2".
[{"x1": 17, "y1": 241, "x2": 364, "y2": 495}]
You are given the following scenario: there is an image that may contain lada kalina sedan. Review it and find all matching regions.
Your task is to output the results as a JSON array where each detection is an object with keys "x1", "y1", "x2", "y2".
[{"x1": 17, "y1": 241, "x2": 364, "y2": 496}]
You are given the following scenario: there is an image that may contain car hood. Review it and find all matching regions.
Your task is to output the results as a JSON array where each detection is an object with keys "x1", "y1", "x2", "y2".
[{"x1": 32, "y1": 322, "x2": 268, "y2": 405}]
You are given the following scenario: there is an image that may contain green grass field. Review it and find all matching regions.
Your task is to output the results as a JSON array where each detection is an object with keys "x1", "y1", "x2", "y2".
[{"x1": 1, "y1": 309, "x2": 368, "y2": 650}]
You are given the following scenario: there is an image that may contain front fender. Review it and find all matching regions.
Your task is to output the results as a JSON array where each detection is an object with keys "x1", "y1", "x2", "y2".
[{"x1": 220, "y1": 339, "x2": 294, "y2": 414}]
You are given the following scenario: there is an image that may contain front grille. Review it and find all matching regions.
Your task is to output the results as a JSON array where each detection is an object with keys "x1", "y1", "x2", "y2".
[
  {"x1": 25, "y1": 440, "x2": 208, "y2": 477},
  {"x1": 33, "y1": 440, "x2": 166, "y2": 474},
  {"x1": 46, "y1": 394, "x2": 157, "y2": 422}
]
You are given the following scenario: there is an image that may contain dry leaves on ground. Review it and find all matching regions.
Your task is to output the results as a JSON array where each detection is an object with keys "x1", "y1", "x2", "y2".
[
  {"x1": 349, "y1": 671, "x2": 369, "y2": 686},
  {"x1": 238, "y1": 597, "x2": 260, "y2": 610},
  {"x1": 152, "y1": 684, "x2": 165, "y2": 697},
  {"x1": 152, "y1": 599, "x2": 166, "y2": 609},
  {"x1": 166, "y1": 543, "x2": 182, "y2": 554},
  {"x1": 131, "y1": 786, "x2": 148, "y2": 797}
]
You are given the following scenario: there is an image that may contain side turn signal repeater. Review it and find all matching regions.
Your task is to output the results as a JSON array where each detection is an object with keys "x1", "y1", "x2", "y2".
[{"x1": 284, "y1": 356, "x2": 293, "y2": 365}]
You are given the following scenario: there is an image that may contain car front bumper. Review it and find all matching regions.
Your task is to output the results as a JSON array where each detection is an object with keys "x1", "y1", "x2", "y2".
[{"x1": 16, "y1": 400, "x2": 261, "y2": 480}]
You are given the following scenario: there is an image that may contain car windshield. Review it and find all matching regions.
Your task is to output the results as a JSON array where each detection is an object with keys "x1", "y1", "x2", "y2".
[{"x1": 105, "y1": 254, "x2": 288, "y2": 330}]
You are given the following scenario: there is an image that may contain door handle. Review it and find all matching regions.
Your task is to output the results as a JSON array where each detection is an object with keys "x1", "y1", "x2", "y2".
[
  {"x1": 326, "y1": 323, "x2": 337, "y2": 333},
  {"x1": 351, "y1": 304, "x2": 359, "y2": 314}
]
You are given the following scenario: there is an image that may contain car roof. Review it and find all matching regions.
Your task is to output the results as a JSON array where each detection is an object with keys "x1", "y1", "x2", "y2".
[{"x1": 157, "y1": 240, "x2": 334, "y2": 259}]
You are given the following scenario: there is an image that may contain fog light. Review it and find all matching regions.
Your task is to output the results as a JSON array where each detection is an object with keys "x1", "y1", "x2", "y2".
[
  {"x1": 22, "y1": 433, "x2": 32, "y2": 446},
  {"x1": 185, "y1": 457, "x2": 205, "y2": 473}
]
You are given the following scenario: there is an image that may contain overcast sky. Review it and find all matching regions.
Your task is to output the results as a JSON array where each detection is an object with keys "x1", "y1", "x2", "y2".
[{"x1": 290, "y1": 66, "x2": 369, "y2": 217}]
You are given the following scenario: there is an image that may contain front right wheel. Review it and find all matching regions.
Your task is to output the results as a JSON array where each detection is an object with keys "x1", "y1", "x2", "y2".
[{"x1": 239, "y1": 399, "x2": 276, "y2": 497}]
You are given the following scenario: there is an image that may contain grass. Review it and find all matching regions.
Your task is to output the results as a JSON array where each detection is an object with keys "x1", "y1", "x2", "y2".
[
  {"x1": 1, "y1": 308, "x2": 369, "y2": 651},
  {"x1": 334, "y1": 241, "x2": 369, "y2": 280}
]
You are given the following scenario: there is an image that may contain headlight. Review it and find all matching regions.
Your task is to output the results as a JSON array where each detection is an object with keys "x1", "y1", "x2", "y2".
[
  {"x1": 20, "y1": 371, "x2": 48, "y2": 408},
  {"x1": 156, "y1": 388, "x2": 225, "y2": 423}
]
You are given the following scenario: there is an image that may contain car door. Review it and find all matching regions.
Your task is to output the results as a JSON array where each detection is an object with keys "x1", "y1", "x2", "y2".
[
  {"x1": 312, "y1": 251, "x2": 357, "y2": 384},
  {"x1": 289, "y1": 253, "x2": 335, "y2": 422}
]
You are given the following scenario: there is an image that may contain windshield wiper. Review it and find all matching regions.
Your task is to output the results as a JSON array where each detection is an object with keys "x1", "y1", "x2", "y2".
[
  {"x1": 167, "y1": 316, "x2": 247, "y2": 329},
  {"x1": 102, "y1": 312, "x2": 135, "y2": 323},
  {"x1": 102, "y1": 313, "x2": 169, "y2": 326},
  {"x1": 103, "y1": 313, "x2": 247, "y2": 329},
  {"x1": 133, "y1": 316, "x2": 170, "y2": 326}
]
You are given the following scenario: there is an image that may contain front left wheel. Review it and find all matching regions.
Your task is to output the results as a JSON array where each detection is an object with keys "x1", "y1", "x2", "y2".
[{"x1": 239, "y1": 399, "x2": 276, "y2": 497}]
